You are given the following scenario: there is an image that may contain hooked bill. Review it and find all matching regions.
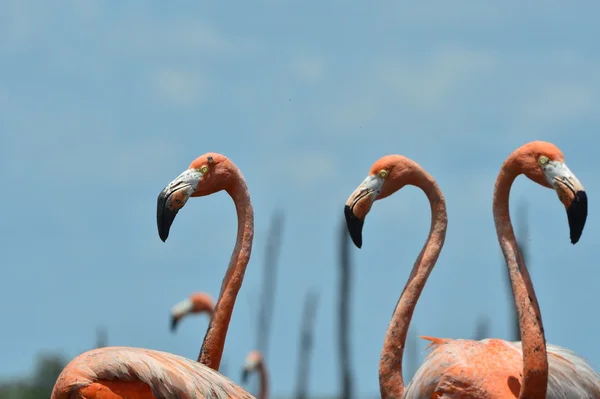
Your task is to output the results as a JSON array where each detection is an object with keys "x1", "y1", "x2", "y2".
[
  {"x1": 566, "y1": 190, "x2": 587, "y2": 244},
  {"x1": 344, "y1": 205, "x2": 364, "y2": 248},
  {"x1": 156, "y1": 189, "x2": 182, "y2": 242}
]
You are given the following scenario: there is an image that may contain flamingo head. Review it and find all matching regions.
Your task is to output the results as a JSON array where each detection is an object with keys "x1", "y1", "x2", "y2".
[
  {"x1": 157, "y1": 153, "x2": 235, "y2": 242},
  {"x1": 241, "y1": 350, "x2": 263, "y2": 383},
  {"x1": 344, "y1": 155, "x2": 419, "y2": 248},
  {"x1": 169, "y1": 292, "x2": 215, "y2": 332},
  {"x1": 512, "y1": 141, "x2": 587, "y2": 244}
]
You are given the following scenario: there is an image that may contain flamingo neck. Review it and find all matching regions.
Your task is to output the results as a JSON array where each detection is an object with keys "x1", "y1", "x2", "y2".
[
  {"x1": 379, "y1": 172, "x2": 447, "y2": 399},
  {"x1": 493, "y1": 162, "x2": 547, "y2": 399},
  {"x1": 257, "y1": 360, "x2": 269, "y2": 399},
  {"x1": 198, "y1": 175, "x2": 254, "y2": 370}
]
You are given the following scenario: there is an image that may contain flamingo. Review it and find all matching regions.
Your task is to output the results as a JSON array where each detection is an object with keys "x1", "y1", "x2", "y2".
[
  {"x1": 241, "y1": 350, "x2": 269, "y2": 399},
  {"x1": 169, "y1": 292, "x2": 231, "y2": 377},
  {"x1": 51, "y1": 153, "x2": 256, "y2": 399},
  {"x1": 343, "y1": 142, "x2": 599, "y2": 399},
  {"x1": 170, "y1": 292, "x2": 215, "y2": 332}
]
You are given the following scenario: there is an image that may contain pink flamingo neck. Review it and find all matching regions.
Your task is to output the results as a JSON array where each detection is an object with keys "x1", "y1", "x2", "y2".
[
  {"x1": 494, "y1": 161, "x2": 547, "y2": 399},
  {"x1": 198, "y1": 174, "x2": 254, "y2": 371},
  {"x1": 379, "y1": 171, "x2": 447, "y2": 399},
  {"x1": 256, "y1": 360, "x2": 269, "y2": 399}
]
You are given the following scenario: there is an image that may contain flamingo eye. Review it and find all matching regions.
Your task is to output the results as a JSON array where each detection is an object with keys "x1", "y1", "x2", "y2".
[
  {"x1": 538, "y1": 156, "x2": 549, "y2": 166},
  {"x1": 199, "y1": 165, "x2": 209, "y2": 174},
  {"x1": 378, "y1": 170, "x2": 388, "y2": 178}
]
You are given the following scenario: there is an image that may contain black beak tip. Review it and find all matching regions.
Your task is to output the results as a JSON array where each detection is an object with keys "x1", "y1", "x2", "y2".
[
  {"x1": 170, "y1": 316, "x2": 178, "y2": 332},
  {"x1": 159, "y1": 229, "x2": 169, "y2": 243},
  {"x1": 567, "y1": 190, "x2": 587, "y2": 245},
  {"x1": 157, "y1": 190, "x2": 176, "y2": 242},
  {"x1": 241, "y1": 370, "x2": 249, "y2": 384},
  {"x1": 344, "y1": 205, "x2": 364, "y2": 249}
]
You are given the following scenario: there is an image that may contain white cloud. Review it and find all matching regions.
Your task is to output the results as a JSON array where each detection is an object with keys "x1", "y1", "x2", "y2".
[
  {"x1": 5, "y1": 112, "x2": 183, "y2": 187},
  {"x1": 317, "y1": 42, "x2": 497, "y2": 134},
  {"x1": 103, "y1": 18, "x2": 249, "y2": 59},
  {"x1": 289, "y1": 53, "x2": 326, "y2": 84},
  {"x1": 383, "y1": 2, "x2": 515, "y2": 28},
  {"x1": 105, "y1": 136, "x2": 186, "y2": 186},
  {"x1": 95, "y1": 9, "x2": 261, "y2": 63},
  {"x1": 0, "y1": 1, "x2": 259, "y2": 60},
  {"x1": 151, "y1": 68, "x2": 209, "y2": 107},
  {"x1": 380, "y1": 43, "x2": 498, "y2": 110},
  {"x1": 325, "y1": 95, "x2": 380, "y2": 131},
  {"x1": 373, "y1": 1, "x2": 583, "y2": 30},
  {"x1": 274, "y1": 152, "x2": 338, "y2": 188},
  {"x1": 68, "y1": 0, "x2": 104, "y2": 22},
  {"x1": 0, "y1": 1, "x2": 50, "y2": 50},
  {"x1": 513, "y1": 83, "x2": 597, "y2": 134},
  {"x1": 313, "y1": 42, "x2": 600, "y2": 144}
]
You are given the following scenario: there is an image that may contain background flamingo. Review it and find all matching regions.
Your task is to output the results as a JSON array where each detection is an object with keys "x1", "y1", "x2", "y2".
[
  {"x1": 170, "y1": 292, "x2": 215, "y2": 332},
  {"x1": 294, "y1": 290, "x2": 319, "y2": 399},
  {"x1": 51, "y1": 153, "x2": 256, "y2": 398},
  {"x1": 241, "y1": 350, "x2": 269, "y2": 399},
  {"x1": 343, "y1": 142, "x2": 599, "y2": 398},
  {"x1": 247, "y1": 210, "x2": 285, "y2": 396}
]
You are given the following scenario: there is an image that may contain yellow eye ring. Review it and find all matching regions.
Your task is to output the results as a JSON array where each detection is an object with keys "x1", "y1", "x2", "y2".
[
  {"x1": 538, "y1": 156, "x2": 549, "y2": 165},
  {"x1": 378, "y1": 170, "x2": 388, "y2": 178},
  {"x1": 199, "y1": 166, "x2": 209, "y2": 174}
]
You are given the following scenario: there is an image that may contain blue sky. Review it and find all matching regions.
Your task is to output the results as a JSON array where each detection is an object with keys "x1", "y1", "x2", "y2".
[{"x1": 1, "y1": 1, "x2": 599, "y2": 397}]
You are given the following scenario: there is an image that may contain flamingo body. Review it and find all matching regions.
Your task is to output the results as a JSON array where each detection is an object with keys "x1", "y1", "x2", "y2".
[
  {"x1": 404, "y1": 337, "x2": 600, "y2": 399},
  {"x1": 51, "y1": 346, "x2": 254, "y2": 399}
]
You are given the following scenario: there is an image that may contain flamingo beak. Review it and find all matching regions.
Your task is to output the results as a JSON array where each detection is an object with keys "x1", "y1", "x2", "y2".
[
  {"x1": 169, "y1": 297, "x2": 193, "y2": 332},
  {"x1": 157, "y1": 169, "x2": 203, "y2": 242},
  {"x1": 344, "y1": 174, "x2": 384, "y2": 248},
  {"x1": 241, "y1": 369, "x2": 249, "y2": 384},
  {"x1": 542, "y1": 161, "x2": 588, "y2": 244},
  {"x1": 170, "y1": 315, "x2": 180, "y2": 332}
]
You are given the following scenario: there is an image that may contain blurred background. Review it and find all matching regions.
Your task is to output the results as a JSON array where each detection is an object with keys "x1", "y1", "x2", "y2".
[{"x1": 1, "y1": 1, "x2": 599, "y2": 398}]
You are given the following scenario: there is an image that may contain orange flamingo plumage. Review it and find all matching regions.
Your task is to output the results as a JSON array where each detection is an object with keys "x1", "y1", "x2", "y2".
[
  {"x1": 51, "y1": 153, "x2": 256, "y2": 399},
  {"x1": 170, "y1": 292, "x2": 215, "y2": 332},
  {"x1": 241, "y1": 350, "x2": 269, "y2": 399},
  {"x1": 343, "y1": 142, "x2": 599, "y2": 399}
]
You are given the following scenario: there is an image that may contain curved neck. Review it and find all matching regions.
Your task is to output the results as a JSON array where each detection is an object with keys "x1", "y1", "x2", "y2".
[
  {"x1": 493, "y1": 163, "x2": 547, "y2": 398},
  {"x1": 198, "y1": 177, "x2": 254, "y2": 370},
  {"x1": 257, "y1": 361, "x2": 269, "y2": 399},
  {"x1": 379, "y1": 173, "x2": 447, "y2": 399}
]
